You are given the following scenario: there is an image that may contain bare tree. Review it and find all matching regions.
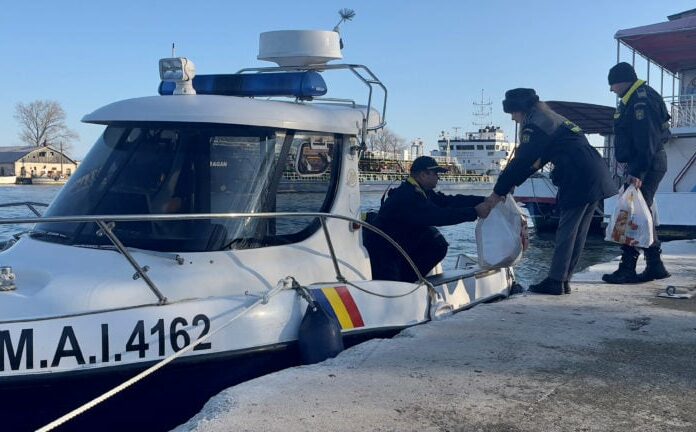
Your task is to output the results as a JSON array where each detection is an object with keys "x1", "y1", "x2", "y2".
[
  {"x1": 14, "y1": 100, "x2": 78, "y2": 153},
  {"x1": 367, "y1": 128, "x2": 407, "y2": 158}
]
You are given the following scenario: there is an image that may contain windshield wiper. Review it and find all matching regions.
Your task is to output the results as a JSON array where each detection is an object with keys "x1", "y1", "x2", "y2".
[{"x1": 28, "y1": 229, "x2": 72, "y2": 243}]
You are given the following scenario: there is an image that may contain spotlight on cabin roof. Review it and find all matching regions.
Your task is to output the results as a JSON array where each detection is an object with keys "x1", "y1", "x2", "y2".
[
  {"x1": 257, "y1": 30, "x2": 343, "y2": 68},
  {"x1": 159, "y1": 57, "x2": 196, "y2": 95}
]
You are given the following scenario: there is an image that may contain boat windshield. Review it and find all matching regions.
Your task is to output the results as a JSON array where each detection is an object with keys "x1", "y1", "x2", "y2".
[{"x1": 35, "y1": 123, "x2": 341, "y2": 252}]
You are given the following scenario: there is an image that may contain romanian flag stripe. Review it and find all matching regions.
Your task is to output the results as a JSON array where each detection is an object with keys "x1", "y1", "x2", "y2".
[
  {"x1": 322, "y1": 288, "x2": 354, "y2": 329},
  {"x1": 312, "y1": 290, "x2": 339, "y2": 324},
  {"x1": 310, "y1": 286, "x2": 365, "y2": 330},
  {"x1": 335, "y1": 286, "x2": 365, "y2": 327}
]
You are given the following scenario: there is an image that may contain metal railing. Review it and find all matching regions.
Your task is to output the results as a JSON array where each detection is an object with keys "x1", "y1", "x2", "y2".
[
  {"x1": 673, "y1": 150, "x2": 696, "y2": 192},
  {"x1": 665, "y1": 94, "x2": 696, "y2": 128},
  {"x1": 0, "y1": 201, "x2": 48, "y2": 216},
  {"x1": 237, "y1": 64, "x2": 388, "y2": 145},
  {"x1": 357, "y1": 172, "x2": 493, "y2": 183},
  {"x1": 0, "y1": 207, "x2": 430, "y2": 305}
]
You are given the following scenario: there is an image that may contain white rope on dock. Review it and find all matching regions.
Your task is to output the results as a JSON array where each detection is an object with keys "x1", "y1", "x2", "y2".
[{"x1": 35, "y1": 283, "x2": 287, "y2": 432}]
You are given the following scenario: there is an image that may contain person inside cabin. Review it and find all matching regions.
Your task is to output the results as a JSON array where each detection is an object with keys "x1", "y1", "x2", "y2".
[
  {"x1": 601, "y1": 62, "x2": 671, "y2": 285},
  {"x1": 477, "y1": 88, "x2": 616, "y2": 295},
  {"x1": 365, "y1": 156, "x2": 487, "y2": 282}
]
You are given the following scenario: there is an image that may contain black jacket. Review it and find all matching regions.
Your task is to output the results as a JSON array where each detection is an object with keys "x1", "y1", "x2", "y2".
[
  {"x1": 375, "y1": 177, "x2": 483, "y2": 248},
  {"x1": 613, "y1": 80, "x2": 671, "y2": 179},
  {"x1": 494, "y1": 106, "x2": 616, "y2": 209}
]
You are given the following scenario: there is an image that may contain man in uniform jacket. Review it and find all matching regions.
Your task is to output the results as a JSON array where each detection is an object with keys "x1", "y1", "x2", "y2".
[
  {"x1": 365, "y1": 156, "x2": 485, "y2": 282},
  {"x1": 602, "y1": 62, "x2": 671, "y2": 284},
  {"x1": 478, "y1": 88, "x2": 616, "y2": 295}
]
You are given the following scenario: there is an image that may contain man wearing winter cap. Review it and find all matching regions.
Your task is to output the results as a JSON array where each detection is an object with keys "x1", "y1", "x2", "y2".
[
  {"x1": 602, "y1": 62, "x2": 672, "y2": 284},
  {"x1": 478, "y1": 88, "x2": 616, "y2": 295},
  {"x1": 364, "y1": 156, "x2": 486, "y2": 282}
]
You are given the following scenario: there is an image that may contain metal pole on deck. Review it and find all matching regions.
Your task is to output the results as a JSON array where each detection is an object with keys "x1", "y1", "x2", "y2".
[
  {"x1": 616, "y1": 40, "x2": 620, "y2": 63},
  {"x1": 660, "y1": 67, "x2": 664, "y2": 95}
]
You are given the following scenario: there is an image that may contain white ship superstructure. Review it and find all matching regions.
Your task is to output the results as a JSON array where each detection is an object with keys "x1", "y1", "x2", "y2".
[{"x1": 434, "y1": 125, "x2": 513, "y2": 175}]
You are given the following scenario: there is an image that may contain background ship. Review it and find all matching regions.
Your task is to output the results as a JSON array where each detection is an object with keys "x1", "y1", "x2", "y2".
[{"x1": 359, "y1": 91, "x2": 513, "y2": 196}]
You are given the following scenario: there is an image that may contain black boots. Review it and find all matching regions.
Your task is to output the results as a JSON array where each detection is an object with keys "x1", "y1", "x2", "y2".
[
  {"x1": 635, "y1": 246, "x2": 670, "y2": 282},
  {"x1": 528, "y1": 277, "x2": 564, "y2": 295},
  {"x1": 602, "y1": 246, "x2": 639, "y2": 284},
  {"x1": 603, "y1": 245, "x2": 670, "y2": 284}
]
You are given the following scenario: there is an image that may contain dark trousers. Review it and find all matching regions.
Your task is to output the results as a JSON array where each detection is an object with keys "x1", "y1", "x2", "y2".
[
  {"x1": 548, "y1": 201, "x2": 599, "y2": 281},
  {"x1": 398, "y1": 227, "x2": 448, "y2": 282},
  {"x1": 369, "y1": 227, "x2": 448, "y2": 283}
]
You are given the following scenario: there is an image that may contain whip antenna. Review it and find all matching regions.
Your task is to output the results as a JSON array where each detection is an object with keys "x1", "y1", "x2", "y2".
[{"x1": 333, "y1": 8, "x2": 356, "y2": 32}]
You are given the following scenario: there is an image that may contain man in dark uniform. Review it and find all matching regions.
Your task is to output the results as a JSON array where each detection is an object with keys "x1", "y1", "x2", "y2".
[
  {"x1": 478, "y1": 88, "x2": 616, "y2": 295},
  {"x1": 365, "y1": 156, "x2": 485, "y2": 282},
  {"x1": 602, "y1": 62, "x2": 671, "y2": 284}
]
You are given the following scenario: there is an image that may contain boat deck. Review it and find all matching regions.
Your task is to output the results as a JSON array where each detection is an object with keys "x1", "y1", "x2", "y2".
[{"x1": 177, "y1": 240, "x2": 696, "y2": 432}]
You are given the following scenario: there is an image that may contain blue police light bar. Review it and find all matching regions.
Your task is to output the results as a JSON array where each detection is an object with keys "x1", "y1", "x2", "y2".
[{"x1": 158, "y1": 71, "x2": 327, "y2": 99}]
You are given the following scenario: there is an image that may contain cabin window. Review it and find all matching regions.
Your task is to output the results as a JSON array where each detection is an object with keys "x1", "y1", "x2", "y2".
[
  {"x1": 295, "y1": 136, "x2": 333, "y2": 175},
  {"x1": 36, "y1": 124, "x2": 340, "y2": 252}
]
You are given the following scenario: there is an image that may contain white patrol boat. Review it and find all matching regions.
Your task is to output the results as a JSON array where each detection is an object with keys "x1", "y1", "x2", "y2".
[{"x1": 0, "y1": 22, "x2": 515, "y2": 432}]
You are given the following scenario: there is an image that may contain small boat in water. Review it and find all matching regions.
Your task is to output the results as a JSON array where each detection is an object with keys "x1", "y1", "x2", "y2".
[{"x1": 0, "y1": 24, "x2": 514, "y2": 432}]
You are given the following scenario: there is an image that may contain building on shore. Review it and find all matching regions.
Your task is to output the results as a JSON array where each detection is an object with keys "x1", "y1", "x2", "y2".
[{"x1": 0, "y1": 145, "x2": 78, "y2": 184}]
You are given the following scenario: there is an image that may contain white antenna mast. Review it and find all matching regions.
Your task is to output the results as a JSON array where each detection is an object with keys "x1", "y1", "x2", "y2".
[
  {"x1": 171, "y1": 43, "x2": 176, "y2": 57},
  {"x1": 472, "y1": 89, "x2": 493, "y2": 128}
]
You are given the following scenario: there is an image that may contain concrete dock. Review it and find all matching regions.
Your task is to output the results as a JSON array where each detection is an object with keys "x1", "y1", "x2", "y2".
[{"x1": 176, "y1": 240, "x2": 696, "y2": 432}]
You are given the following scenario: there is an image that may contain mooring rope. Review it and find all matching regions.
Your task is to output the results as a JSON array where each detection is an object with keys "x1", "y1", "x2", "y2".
[{"x1": 35, "y1": 281, "x2": 290, "y2": 432}]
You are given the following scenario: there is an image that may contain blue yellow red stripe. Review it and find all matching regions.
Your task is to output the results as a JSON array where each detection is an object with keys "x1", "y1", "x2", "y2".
[{"x1": 310, "y1": 286, "x2": 364, "y2": 329}]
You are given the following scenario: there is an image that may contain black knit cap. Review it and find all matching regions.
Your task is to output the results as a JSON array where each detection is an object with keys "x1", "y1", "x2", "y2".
[
  {"x1": 410, "y1": 156, "x2": 448, "y2": 174},
  {"x1": 502, "y1": 88, "x2": 539, "y2": 113},
  {"x1": 608, "y1": 62, "x2": 638, "y2": 85}
]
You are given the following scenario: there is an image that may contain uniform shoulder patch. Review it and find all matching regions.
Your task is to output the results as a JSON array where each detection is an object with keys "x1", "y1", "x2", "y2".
[
  {"x1": 521, "y1": 133, "x2": 530, "y2": 143},
  {"x1": 636, "y1": 88, "x2": 647, "y2": 98}
]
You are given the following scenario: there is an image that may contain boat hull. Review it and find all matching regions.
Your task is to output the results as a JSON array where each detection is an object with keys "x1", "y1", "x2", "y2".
[
  {"x1": 0, "y1": 266, "x2": 510, "y2": 431},
  {"x1": 0, "y1": 328, "x2": 405, "y2": 432}
]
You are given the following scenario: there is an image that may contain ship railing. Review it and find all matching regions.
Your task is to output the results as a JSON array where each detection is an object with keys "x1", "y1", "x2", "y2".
[
  {"x1": 281, "y1": 171, "x2": 492, "y2": 183},
  {"x1": 357, "y1": 173, "x2": 492, "y2": 183},
  {"x1": 665, "y1": 94, "x2": 696, "y2": 128},
  {"x1": 237, "y1": 64, "x2": 387, "y2": 146},
  {"x1": 282, "y1": 171, "x2": 332, "y2": 182},
  {"x1": 0, "y1": 209, "x2": 432, "y2": 306}
]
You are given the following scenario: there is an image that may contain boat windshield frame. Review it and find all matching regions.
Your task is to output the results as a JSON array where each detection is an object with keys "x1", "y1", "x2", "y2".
[{"x1": 36, "y1": 122, "x2": 343, "y2": 252}]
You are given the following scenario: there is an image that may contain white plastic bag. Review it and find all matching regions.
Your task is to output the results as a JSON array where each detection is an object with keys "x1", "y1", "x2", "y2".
[
  {"x1": 604, "y1": 185, "x2": 654, "y2": 248},
  {"x1": 475, "y1": 196, "x2": 525, "y2": 269}
]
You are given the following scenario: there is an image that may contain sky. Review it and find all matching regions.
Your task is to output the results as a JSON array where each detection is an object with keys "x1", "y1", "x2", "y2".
[{"x1": 0, "y1": 1, "x2": 693, "y2": 158}]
